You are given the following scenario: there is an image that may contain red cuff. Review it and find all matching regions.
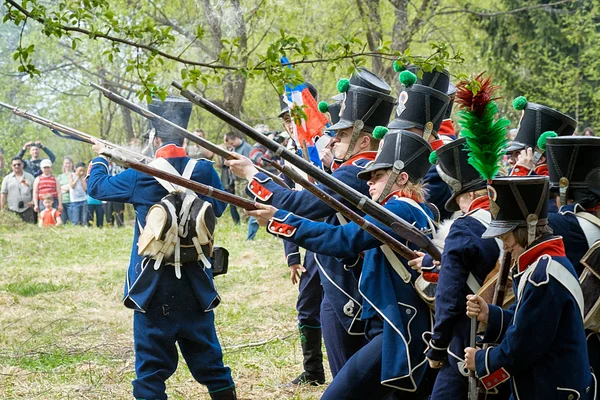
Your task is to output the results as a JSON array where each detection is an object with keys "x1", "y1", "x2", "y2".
[
  {"x1": 510, "y1": 165, "x2": 531, "y2": 176},
  {"x1": 248, "y1": 179, "x2": 273, "y2": 201},
  {"x1": 267, "y1": 219, "x2": 297, "y2": 237},
  {"x1": 422, "y1": 271, "x2": 439, "y2": 283},
  {"x1": 480, "y1": 367, "x2": 510, "y2": 389}
]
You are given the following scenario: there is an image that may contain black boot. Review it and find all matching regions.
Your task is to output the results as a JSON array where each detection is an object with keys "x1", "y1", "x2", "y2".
[
  {"x1": 209, "y1": 387, "x2": 237, "y2": 400},
  {"x1": 291, "y1": 325, "x2": 325, "y2": 385}
]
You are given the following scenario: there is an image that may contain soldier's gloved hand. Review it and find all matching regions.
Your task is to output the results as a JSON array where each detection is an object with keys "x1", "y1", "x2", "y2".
[
  {"x1": 466, "y1": 294, "x2": 489, "y2": 323},
  {"x1": 226, "y1": 155, "x2": 259, "y2": 180},
  {"x1": 245, "y1": 202, "x2": 277, "y2": 226},
  {"x1": 290, "y1": 263, "x2": 306, "y2": 285}
]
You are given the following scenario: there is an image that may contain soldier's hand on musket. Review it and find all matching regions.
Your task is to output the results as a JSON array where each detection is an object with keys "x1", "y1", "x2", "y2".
[
  {"x1": 407, "y1": 250, "x2": 426, "y2": 272},
  {"x1": 427, "y1": 358, "x2": 444, "y2": 369},
  {"x1": 225, "y1": 155, "x2": 259, "y2": 180},
  {"x1": 91, "y1": 139, "x2": 106, "y2": 155},
  {"x1": 290, "y1": 263, "x2": 306, "y2": 285},
  {"x1": 245, "y1": 202, "x2": 278, "y2": 226},
  {"x1": 466, "y1": 294, "x2": 489, "y2": 323},
  {"x1": 515, "y1": 147, "x2": 534, "y2": 170},
  {"x1": 464, "y1": 347, "x2": 480, "y2": 371}
]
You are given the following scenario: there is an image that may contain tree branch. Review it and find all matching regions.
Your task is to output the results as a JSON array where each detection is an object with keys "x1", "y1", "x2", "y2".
[
  {"x1": 3, "y1": 0, "x2": 401, "y2": 73},
  {"x1": 437, "y1": 0, "x2": 578, "y2": 17}
]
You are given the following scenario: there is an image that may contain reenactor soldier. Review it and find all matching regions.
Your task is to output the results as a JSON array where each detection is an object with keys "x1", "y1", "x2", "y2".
[
  {"x1": 87, "y1": 97, "x2": 236, "y2": 400},
  {"x1": 465, "y1": 176, "x2": 594, "y2": 399},
  {"x1": 276, "y1": 84, "x2": 326, "y2": 386},
  {"x1": 388, "y1": 68, "x2": 452, "y2": 220},
  {"x1": 506, "y1": 96, "x2": 577, "y2": 177},
  {"x1": 247, "y1": 128, "x2": 436, "y2": 399},
  {"x1": 227, "y1": 68, "x2": 396, "y2": 378},
  {"x1": 421, "y1": 138, "x2": 502, "y2": 398},
  {"x1": 546, "y1": 135, "x2": 600, "y2": 375}
]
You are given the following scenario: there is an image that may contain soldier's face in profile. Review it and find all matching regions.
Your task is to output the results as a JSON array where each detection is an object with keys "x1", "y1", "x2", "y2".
[
  {"x1": 331, "y1": 128, "x2": 353, "y2": 159},
  {"x1": 367, "y1": 169, "x2": 390, "y2": 200},
  {"x1": 499, "y1": 231, "x2": 525, "y2": 259}
]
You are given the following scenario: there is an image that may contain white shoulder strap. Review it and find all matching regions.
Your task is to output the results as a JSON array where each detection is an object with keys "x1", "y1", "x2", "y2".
[
  {"x1": 149, "y1": 158, "x2": 197, "y2": 196},
  {"x1": 517, "y1": 259, "x2": 584, "y2": 318},
  {"x1": 396, "y1": 197, "x2": 437, "y2": 236},
  {"x1": 576, "y1": 212, "x2": 600, "y2": 249},
  {"x1": 182, "y1": 159, "x2": 197, "y2": 180},
  {"x1": 336, "y1": 212, "x2": 349, "y2": 226},
  {"x1": 149, "y1": 157, "x2": 181, "y2": 193}
]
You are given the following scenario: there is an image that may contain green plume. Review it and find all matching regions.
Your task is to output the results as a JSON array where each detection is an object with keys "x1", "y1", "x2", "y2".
[
  {"x1": 337, "y1": 78, "x2": 350, "y2": 93},
  {"x1": 429, "y1": 151, "x2": 438, "y2": 165},
  {"x1": 318, "y1": 101, "x2": 329, "y2": 113},
  {"x1": 512, "y1": 96, "x2": 527, "y2": 111},
  {"x1": 458, "y1": 102, "x2": 510, "y2": 181},
  {"x1": 399, "y1": 70, "x2": 417, "y2": 87},
  {"x1": 537, "y1": 131, "x2": 558, "y2": 151},
  {"x1": 372, "y1": 126, "x2": 389, "y2": 139},
  {"x1": 393, "y1": 61, "x2": 406, "y2": 73}
]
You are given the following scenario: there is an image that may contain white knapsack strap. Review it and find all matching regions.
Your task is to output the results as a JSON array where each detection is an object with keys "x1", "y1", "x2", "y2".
[
  {"x1": 336, "y1": 212, "x2": 349, "y2": 226},
  {"x1": 149, "y1": 158, "x2": 199, "y2": 196},
  {"x1": 182, "y1": 159, "x2": 197, "y2": 180},
  {"x1": 381, "y1": 244, "x2": 412, "y2": 283},
  {"x1": 178, "y1": 194, "x2": 196, "y2": 237},
  {"x1": 576, "y1": 212, "x2": 600, "y2": 249}
]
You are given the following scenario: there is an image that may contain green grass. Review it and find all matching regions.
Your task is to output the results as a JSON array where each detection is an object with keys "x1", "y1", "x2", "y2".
[{"x1": 0, "y1": 210, "x2": 329, "y2": 399}]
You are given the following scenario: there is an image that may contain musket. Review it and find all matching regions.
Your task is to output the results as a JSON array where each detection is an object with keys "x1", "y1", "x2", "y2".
[
  {"x1": 264, "y1": 159, "x2": 418, "y2": 261},
  {"x1": 172, "y1": 81, "x2": 442, "y2": 261},
  {"x1": 0, "y1": 101, "x2": 150, "y2": 164},
  {"x1": 0, "y1": 101, "x2": 257, "y2": 210},
  {"x1": 89, "y1": 83, "x2": 290, "y2": 189},
  {"x1": 468, "y1": 316, "x2": 479, "y2": 400},
  {"x1": 475, "y1": 252, "x2": 513, "y2": 400},
  {"x1": 102, "y1": 149, "x2": 258, "y2": 210}
]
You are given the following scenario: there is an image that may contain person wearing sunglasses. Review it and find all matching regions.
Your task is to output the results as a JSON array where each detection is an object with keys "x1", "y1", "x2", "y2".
[{"x1": 0, "y1": 157, "x2": 35, "y2": 222}]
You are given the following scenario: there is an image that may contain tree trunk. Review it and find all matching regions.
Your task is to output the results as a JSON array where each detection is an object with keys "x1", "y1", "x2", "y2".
[{"x1": 355, "y1": 0, "x2": 385, "y2": 78}]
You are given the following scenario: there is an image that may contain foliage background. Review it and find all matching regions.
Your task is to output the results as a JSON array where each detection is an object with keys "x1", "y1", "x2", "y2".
[{"x1": 0, "y1": 0, "x2": 598, "y2": 175}]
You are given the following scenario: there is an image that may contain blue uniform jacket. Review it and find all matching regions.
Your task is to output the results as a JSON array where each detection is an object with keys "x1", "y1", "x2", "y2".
[
  {"x1": 87, "y1": 145, "x2": 226, "y2": 313},
  {"x1": 426, "y1": 209, "x2": 500, "y2": 368},
  {"x1": 549, "y1": 204, "x2": 591, "y2": 276},
  {"x1": 246, "y1": 152, "x2": 377, "y2": 334},
  {"x1": 476, "y1": 237, "x2": 594, "y2": 399},
  {"x1": 423, "y1": 165, "x2": 452, "y2": 221},
  {"x1": 266, "y1": 194, "x2": 433, "y2": 391}
]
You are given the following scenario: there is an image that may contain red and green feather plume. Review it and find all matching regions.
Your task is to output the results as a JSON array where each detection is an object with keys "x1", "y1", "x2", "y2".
[{"x1": 455, "y1": 73, "x2": 510, "y2": 182}]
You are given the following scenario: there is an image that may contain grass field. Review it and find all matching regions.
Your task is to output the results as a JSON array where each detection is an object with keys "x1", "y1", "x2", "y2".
[{"x1": 0, "y1": 210, "x2": 329, "y2": 399}]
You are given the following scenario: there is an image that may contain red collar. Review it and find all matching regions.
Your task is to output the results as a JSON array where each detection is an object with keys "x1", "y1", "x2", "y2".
[
  {"x1": 381, "y1": 190, "x2": 422, "y2": 205},
  {"x1": 340, "y1": 151, "x2": 378, "y2": 167},
  {"x1": 155, "y1": 143, "x2": 187, "y2": 158},
  {"x1": 467, "y1": 196, "x2": 490, "y2": 213},
  {"x1": 438, "y1": 119, "x2": 455, "y2": 136},
  {"x1": 516, "y1": 237, "x2": 566, "y2": 273},
  {"x1": 534, "y1": 163, "x2": 548, "y2": 176}
]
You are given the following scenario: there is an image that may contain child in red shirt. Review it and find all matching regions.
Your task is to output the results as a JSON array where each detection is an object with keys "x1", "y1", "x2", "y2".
[{"x1": 39, "y1": 194, "x2": 62, "y2": 227}]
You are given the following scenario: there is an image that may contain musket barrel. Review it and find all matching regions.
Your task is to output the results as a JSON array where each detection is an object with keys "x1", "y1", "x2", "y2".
[
  {"x1": 0, "y1": 101, "x2": 149, "y2": 163},
  {"x1": 173, "y1": 81, "x2": 442, "y2": 260},
  {"x1": 105, "y1": 151, "x2": 258, "y2": 210},
  {"x1": 265, "y1": 159, "x2": 417, "y2": 260},
  {"x1": 89, "y1": 83, "x2": 289, "y2": 188}
]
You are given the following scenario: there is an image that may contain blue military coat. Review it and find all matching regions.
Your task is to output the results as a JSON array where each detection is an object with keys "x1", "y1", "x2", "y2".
[
  {"x1": 87, "y1": 143, "x2": 226, "y2": 312},
  {"x1": 246, "y1": 152, "x2": 377, "y2": 335},
  {"x1": 476, "y1": 236, "x2": 594, "y2": 399},
  {"x1": 423, "y1": 165, "x2": 453, "y2": 221},
  {"x1": 266, "y1": 192, "x2": 434, "y2": 391},
  {"x1": 426, "y1": 202, "x2": 501, "y2": 371}
]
